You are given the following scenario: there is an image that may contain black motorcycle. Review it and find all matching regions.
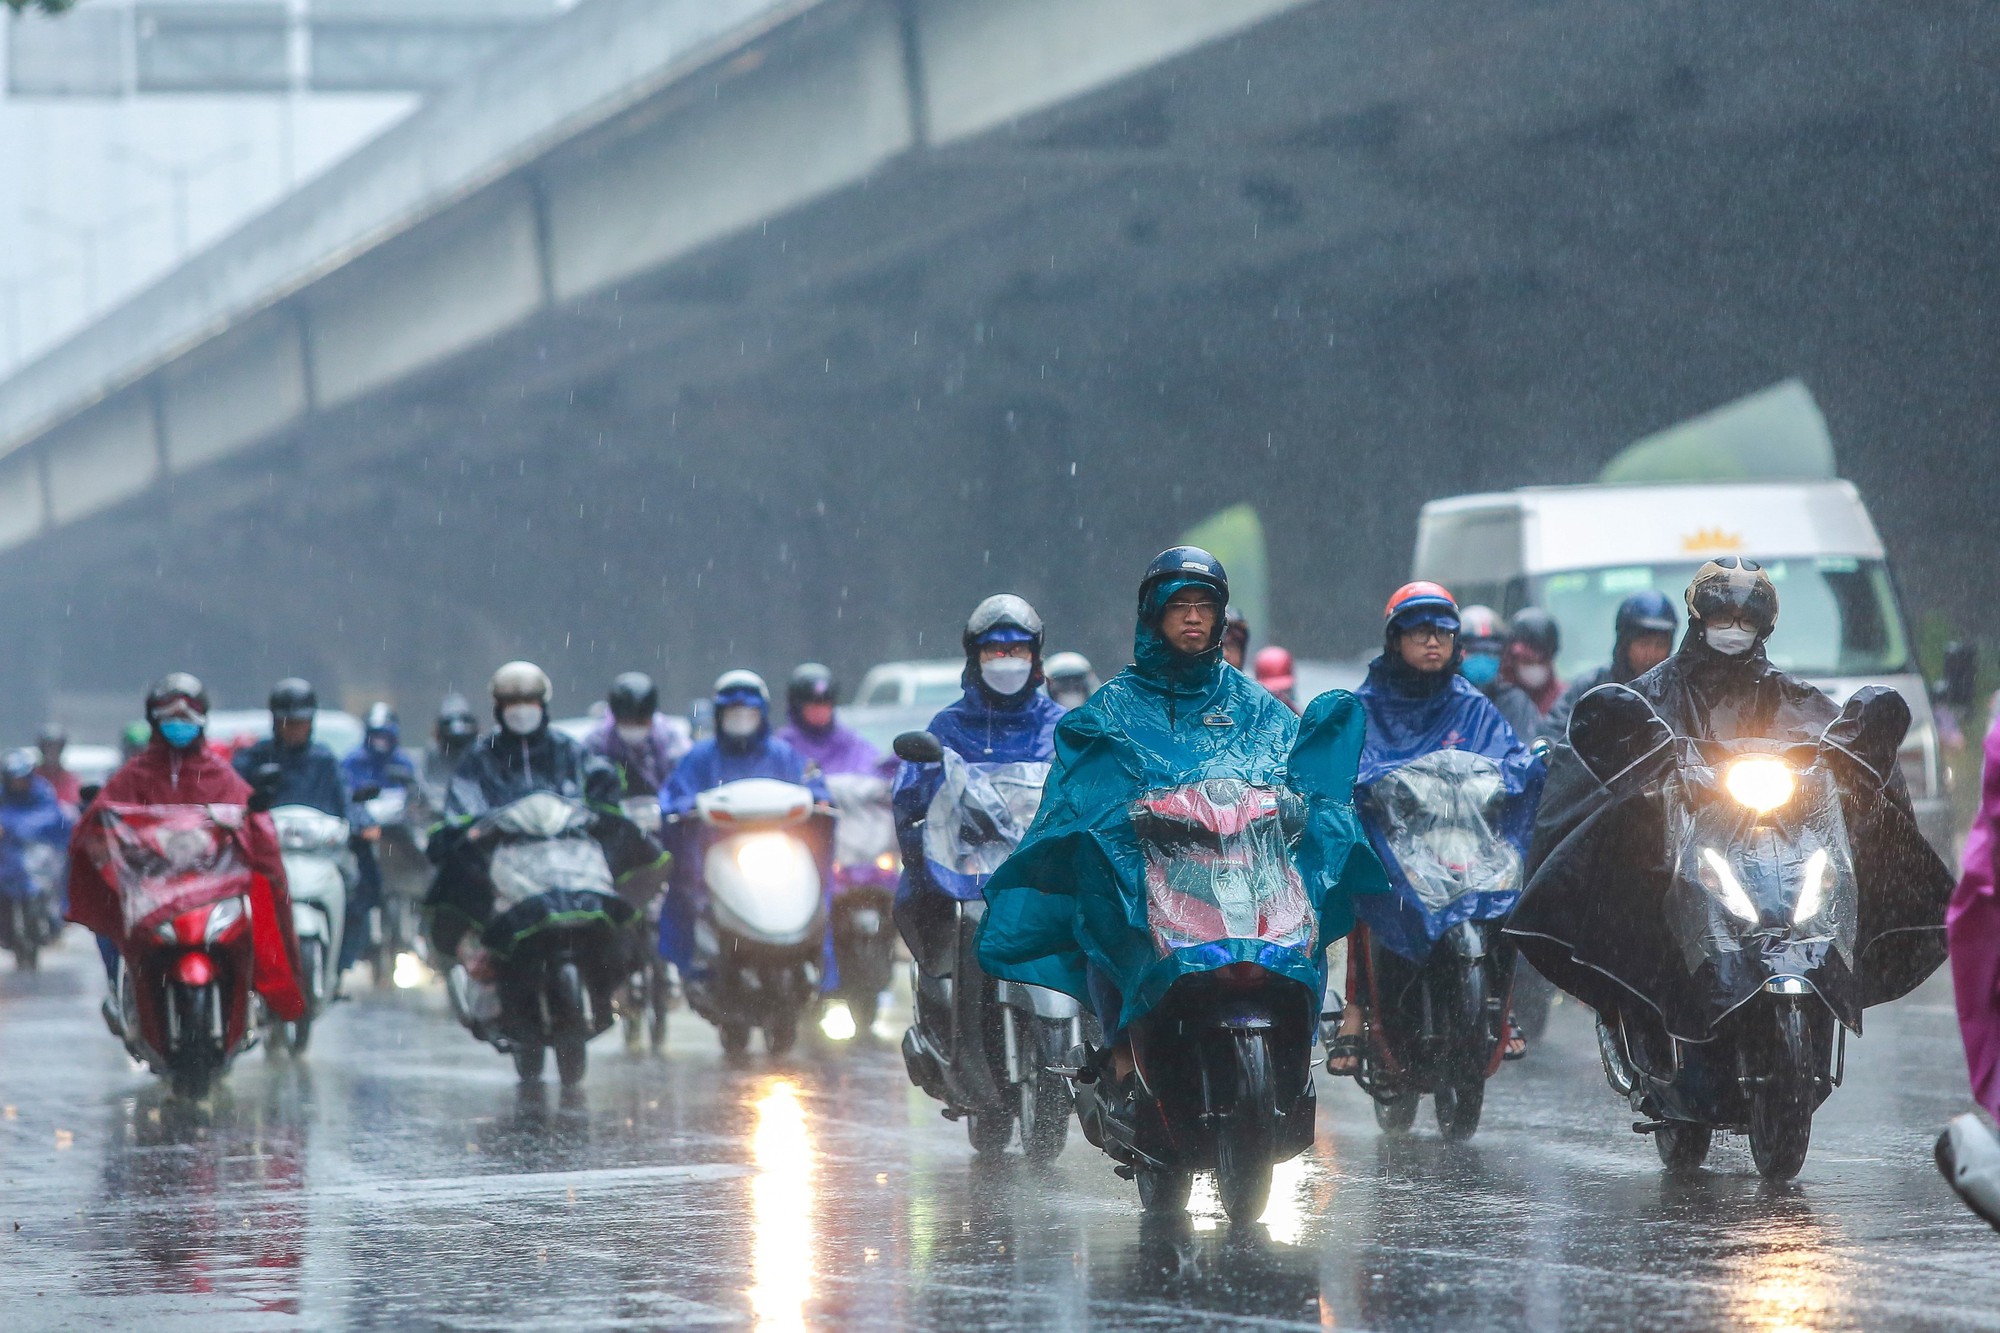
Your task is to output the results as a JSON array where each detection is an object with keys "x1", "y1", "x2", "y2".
[
  {"x1": 894, "y1": 731, "x2": 1084, "y2": 1162},
  {"x1": 1515, "y1": 683, "x2": 1947, "y2": 1180},
  {"x1": 0, "y1": 841, "x2": 65, "y2": 971},
  {"x1": 442, "y1": 793, "x2": 639, "y2": 1086},
  {"x1": 1346, "y1": 749, "x2": 1529, "y2": 1141},
  {"x1": 1068, "y1": 780, "x2": 1319, "y2": 1221}
]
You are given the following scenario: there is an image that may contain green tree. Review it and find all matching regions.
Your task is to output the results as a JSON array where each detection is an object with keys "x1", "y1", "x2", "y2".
[{"x1": 4, "y1": 1, "x2": 79, "y2": 14}]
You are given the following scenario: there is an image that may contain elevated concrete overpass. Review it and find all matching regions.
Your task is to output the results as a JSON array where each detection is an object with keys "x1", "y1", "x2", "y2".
[{"x1": 1, "y1": 0, "x2": 1996, "y2": 727}]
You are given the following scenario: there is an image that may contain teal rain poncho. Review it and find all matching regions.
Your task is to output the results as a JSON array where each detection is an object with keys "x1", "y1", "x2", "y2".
[{"x1": 977, "y1": 600, "x2": 1388, "y2": 1035}]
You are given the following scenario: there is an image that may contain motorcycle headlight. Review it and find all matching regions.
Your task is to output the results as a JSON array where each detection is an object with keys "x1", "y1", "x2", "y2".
[
  {"x1": 1698, "y1": 847, "x2": 1760, "y2": 923},
  {"x1": 1723, "y1": 756, "x2": 1796, "y2": 814},
  {"x1": 874, "y1": 851, "x2": 896, "y2": 874},
  {"x1": 1792, "y1": 848, "x2": 1831, "y2": 924},
  {"x1": 736, "y1": 833, "x2": 797, "y2": 884},
  {"x1": 205, "y1": 896, "x2": 246, "y2": 942}
]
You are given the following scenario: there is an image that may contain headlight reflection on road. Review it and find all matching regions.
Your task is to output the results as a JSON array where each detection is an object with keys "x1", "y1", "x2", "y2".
[{"x1": 749, "y1": 1078, "x2": 814, "y2": 1331}]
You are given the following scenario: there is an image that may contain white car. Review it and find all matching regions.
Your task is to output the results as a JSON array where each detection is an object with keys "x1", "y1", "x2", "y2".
[{"x1": 853, "y1": 661, "x2": 967, "y2": 710}]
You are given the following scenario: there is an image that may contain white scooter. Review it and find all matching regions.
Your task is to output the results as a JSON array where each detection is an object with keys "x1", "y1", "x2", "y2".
[
  {"x1": 685, "y1": 778, "x2": 827, "y2": 1057},
  {"x1": 265, "y1": 804, "x2": 355, "y2": 1055}
]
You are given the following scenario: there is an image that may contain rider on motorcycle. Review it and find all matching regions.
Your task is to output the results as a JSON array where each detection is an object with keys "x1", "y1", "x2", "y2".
[
  {"x1": 657, "y1": 671, "x2": 829, "y2": 976},
  {"x1": 1043, "y1": 652, "x2": 1099, "y2": 710},
  {"x1": 425, "y1": 664, "x2": 633, "y2": 983},
  {"x1": 775, "y1": 663, "x2": 881, "y2": 777},
  {"x1": 32, "y1": 722, "x2": 81, "y2": 810},
  {"x1": 341, "y1": 703, "x2": 420, "y2": 798},
  {"x1": 891, "y1": 594, "x2": 1065, "y2": 948},
  {"x1": 1222, "y1": 607, "x2": 1251, "y2": 670},
  {"x1": 1499, "y1": 608, "x2": 1566, "y2": 724},
  {"x1": 1535, "y1": 591, "x2": 1678, "y2": 743},
  {"x1": 1460, "y1": 605, "x2": 1540, "y2": 741},
  {"x1": 419, "y1": 694, "x2": 481, "y2": 809},
  {"x1": 585, "y1": 672, "x2": 693, "y2": 799},
  {"x1": 1328, "y1": 582, "x2": 1541, "y2": 1069},
  {"x1": 0, "y1": 748, "x2": 73, "y2": 928},
  {"x1": 235, "y1": 679, "x2": 381, "y2": 975},
  {"x1": 67, "y1": 674, "x2": 305, "y2": 1021},
  {"x1": 976, "y1": 549, "x2": 1383, "y2": 1082}
]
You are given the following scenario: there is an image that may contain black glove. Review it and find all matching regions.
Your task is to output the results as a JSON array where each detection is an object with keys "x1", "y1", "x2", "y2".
[{"x1": 246, "y1": 763, "x2": 284, "y2": 814}]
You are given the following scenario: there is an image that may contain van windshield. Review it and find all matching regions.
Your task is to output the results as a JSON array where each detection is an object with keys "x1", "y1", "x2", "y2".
[{"x1": 1533, "y1": 558, "x2": 1911, "y2": 680}]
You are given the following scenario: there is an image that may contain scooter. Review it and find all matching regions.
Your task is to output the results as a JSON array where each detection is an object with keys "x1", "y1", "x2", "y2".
[
  {"x1": 680, "y1": 778, "x2": 828, "y2": 1057},
  {"x1": 0, "y1": 841, "x2": 66, "y2": 971},
  {"x1": 1347, "y1": 748, "x2": 1527, "y2": 1141},
  {"x1": 824, "y1": 771, "x2": 899, "y2": 1033},
  {"x1": 446, "y1": 792, "x2": 636, "y2": 1086},
  {"x1": 893, "y1": 732, "x2": 1084, "y2": 1162},
  {"x1": 613, "y1": 794, "x2": 671, "y2": 1052},
  {"x1": 1529, "y1": 683, "x2": 1926, "y2": 1180},
  {"x1": 359, "y1": 784, "x2": 430, "y2": 980},
  {"x1": 1067, "y1": 779, "x2": 1319, "y2": 1220},
  {"x1": 263, "y1": 804, "x2": 354, "y2": 1056},
  {"x1": 89, "y1": 803, "x2": 260, "y2": 1099}
]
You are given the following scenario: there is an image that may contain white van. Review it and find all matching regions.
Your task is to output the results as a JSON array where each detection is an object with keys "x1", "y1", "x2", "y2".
[{"x1": 1413, "y1": 479, "x2": 1950, "y2": 850}]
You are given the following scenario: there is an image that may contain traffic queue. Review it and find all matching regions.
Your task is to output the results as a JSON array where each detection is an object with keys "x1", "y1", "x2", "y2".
[{"x1": 20, "y1": 542, "x2": 2000, "y2": 1231}]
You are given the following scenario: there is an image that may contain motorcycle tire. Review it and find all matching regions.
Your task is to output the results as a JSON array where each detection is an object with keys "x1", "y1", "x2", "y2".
[
  {"x1": 1020, "y1": 1070, "x2": 1072, "y2": 1164},
  {"x1": 1373, "y1": 1091, "x2": 1420, "y2": 1134},
  {"x1": 966, "y1": 1110, "x2": 1013, "y2": 1156},
  {"x1": 1216, "y1": 1031, "x2": 1277, "y2": 1224},
  {"x1": 1749, "y1": 1002, "x2": 1815, "y2": 1181},
  {"x1": 555, "y1": 1035, "x2": 588, "y2": 1087},
  {"x1": 14, "y1": 942, "x2": 36, "y2": 973},
  {"x1": 766, "y1": 1013, "x2": 800, "y2": 1058},
  {"x1": 169, "y1": 987, "x2": 218, "y2": 1100},
  {"x1": 1434, "y1": 1078, "x2": 1485, "y2": 1142},
  {"x1": 1655, "y1": 1120, "x2": 1713, "y2": 1173},
  {"x1": 847, "y1": 989, "x2": 880, "y2": 1035},
  {"x1": 285, "y1": 1013, "x2": 314, "y2": 1058},
  {"x1": 513, "y1": 1042, "x2": 547, "y2": 1082},
  {"x1": 718, "y1": 1023, "x2": 752, "y2": 1058},
  {"x1": 1137, "y1": 1166, "x2": 1194, "y2": 1213}
]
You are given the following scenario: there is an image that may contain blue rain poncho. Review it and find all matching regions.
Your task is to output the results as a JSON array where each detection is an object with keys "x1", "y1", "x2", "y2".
[
  {"x1": 1352, "y1": 655, "x2": 1544, "y2": 962},
  {"x1": 976, "y1": 598, "x2": 1387, "y2": 1036}
]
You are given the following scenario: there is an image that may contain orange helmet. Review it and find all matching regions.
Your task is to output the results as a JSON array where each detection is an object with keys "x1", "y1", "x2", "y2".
[{"x1": 1384, "y1": 581, "x2": 1459, "y2": 631}]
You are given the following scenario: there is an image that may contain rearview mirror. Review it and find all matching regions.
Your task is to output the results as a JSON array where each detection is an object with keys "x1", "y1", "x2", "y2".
[
  {"x1": 893, "y1": 731, "x2": 944, "y2": 765},
  {"x1": 1568, "y1": 684, "x2": 1674, "y2": 786},
  {"x1": 1820, "y1": 685, "x2": 1910, "y2": 785}
]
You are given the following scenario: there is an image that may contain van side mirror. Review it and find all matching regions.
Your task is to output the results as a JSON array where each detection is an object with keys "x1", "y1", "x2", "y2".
[
  {"x1": 1568, "y1": 684, "x2": 1674, "y2": 786},
  {"x1": 1934, "y1": 641, "x2": 1979, "y2": 711},
  {"x1": 893, "y1": 731, "x2": 944, "y2": 765}
]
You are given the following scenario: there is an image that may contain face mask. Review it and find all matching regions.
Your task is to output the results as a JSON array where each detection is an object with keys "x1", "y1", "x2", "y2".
[
  {"x1": 159, "y1": 719, "x2": 203, "y2": 749},
  {"x1": 616, "y1": 723, "x2": 650, "y2": 746},
  {"x1": 369, "y1": 735, "x2": 394, "y2": 754},
  {"x1": 1705, "y1": 625, "x2": 1758, "y2": 656},
  {"x1": 1516, "y1": 662, "x2": 1552, "y2": 690},
  {"x1": 1051, "y1": 688, "x2": 1089, "y2": 709},
  {"x1": 720, "y1": 706, "x2": 763, "y2": 739},
  {"x1": 501, "y1": 703, "x2": 543, "y2": 735},
  {"x1": 1460, "y1": 653, "x2": 1500, "y2": 687},
  {"x1": 981, "y1": 657, "x2": 1033, "y2": 697}
]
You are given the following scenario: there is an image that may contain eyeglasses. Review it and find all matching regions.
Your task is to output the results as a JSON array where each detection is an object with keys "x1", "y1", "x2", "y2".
[{"x1": 1406, "y1": 626, "x2": 1457, "y2": 645}]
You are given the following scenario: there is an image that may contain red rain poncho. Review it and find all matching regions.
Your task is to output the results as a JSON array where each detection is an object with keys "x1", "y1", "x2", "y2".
[
  {"x1": 67, "y1": 738, "x2": 306, "y2": 1021},
  {"x1": 1951, "y1": 716, "x2": 2000, "y2": 1118}
]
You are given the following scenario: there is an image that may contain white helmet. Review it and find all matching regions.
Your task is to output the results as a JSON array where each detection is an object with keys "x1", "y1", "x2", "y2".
[
  {"x1": 712, "y1": 669, "x2": 770, "y2": 705},
  {"x1": 490, "y1": 660, "x2": 552, "y2": 703}
]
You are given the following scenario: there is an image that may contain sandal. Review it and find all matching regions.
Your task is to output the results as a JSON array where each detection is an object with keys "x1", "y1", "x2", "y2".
[
  {"x1": 1325, "y1": 1033, "x2": 1366, "y2": 1076},
  {"x1": 1503, "y1": 1023, "x2": 1528, "y2": 1061}
]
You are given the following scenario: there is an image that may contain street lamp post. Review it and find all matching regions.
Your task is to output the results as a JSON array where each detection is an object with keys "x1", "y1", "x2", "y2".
[{"x1": 106, "y1": 142, "x2": 252, "y2": 259}]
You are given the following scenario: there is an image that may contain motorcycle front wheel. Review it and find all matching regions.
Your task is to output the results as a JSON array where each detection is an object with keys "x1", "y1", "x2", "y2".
[
  {"x1": 1020, "y1": 1069, "x2": 1072, "y2": 1164},
  {"x1": 966, "y1": 1110, "x2": 1013, "y2": 1155},
  {"x1": 1373, "y1": 1091, "x2": 1419, "y2": 1134},
  {"x1": 1137, "y1": 1165, "x2": 1193, "y2": 1213},
  {"x1": 513, "y1": 1042, "x2": 546, "y2": 1082},
  {"x1": 1216, "y1": 1031, "x2": 1277, "y2": 1224},
  {"x1": 555, "y1": 1035, "x2": 588, "y2": 1087},
  {"x1": 1655, "y1": 1120, "x2": 1713, "y2": 1173},
  {"x1": 1749, "y1": 1002, "x2": 1816, "y2": 1181}
]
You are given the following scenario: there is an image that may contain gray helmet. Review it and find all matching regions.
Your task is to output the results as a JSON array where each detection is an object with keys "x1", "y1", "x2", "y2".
[
  {"x1": 490, "y1": 661, "x2": 552, "y2": 704},
  {"x1": 963, "y1": 594, "x2": 1044, "y2": 655}
]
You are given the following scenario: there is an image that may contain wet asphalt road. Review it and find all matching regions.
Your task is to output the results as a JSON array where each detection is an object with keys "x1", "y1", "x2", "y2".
[{"x1": 2, "y1": 939, "x2": 1997, "y2": 1332}]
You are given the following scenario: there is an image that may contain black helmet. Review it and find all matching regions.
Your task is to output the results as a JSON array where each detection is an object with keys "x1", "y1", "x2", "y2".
[
  {"x1": 1137, "y1": 546, "x2": 1228, "y2": 621},
  {"x1": 146, "y1": 672, "x2": 209, "y2": 720},
  {"x1": 608, "y1": 671, "x2": 658, "y2": 722},
  {"x1": 1686, "y1": 557, "x2": 1779, "y2": 635},
  {"x1": 1507, "y1": 608, "x2": 1560, "y2": 660},
  {"x1": 787, "y1": 663, "x2": 837, "y2": 712},
  {"x1": 1614, "y1": 590, "x2": 1679, "y2": 641},
  {"x1": 436, "y1": 693, "x2": 479, "y2": 746},
  {"x1": 1223, "y1": 606, "x2": 1250, "y2": 651},
  {"x1": 269, "y1": 677, "x2": 317, "y2": 722}
]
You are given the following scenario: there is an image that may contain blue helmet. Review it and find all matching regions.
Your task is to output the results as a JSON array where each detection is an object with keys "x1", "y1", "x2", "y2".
[
  {"x1": 1615, "y1": 589, "x2": 1679, "y2": 641},
  {"x1": 1138, "y1": 546, "x2": 1228, "y2": 621}
]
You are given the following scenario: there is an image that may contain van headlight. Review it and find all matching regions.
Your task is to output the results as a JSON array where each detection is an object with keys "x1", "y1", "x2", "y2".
[{"x1": 1724, "y1": 756, "x2": 1796, "y2": 814}]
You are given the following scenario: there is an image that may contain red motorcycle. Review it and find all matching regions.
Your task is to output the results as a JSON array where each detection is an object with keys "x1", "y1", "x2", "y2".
[{"x1": 88, "y1": 804, "x2": 266, "y2": 1099}]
